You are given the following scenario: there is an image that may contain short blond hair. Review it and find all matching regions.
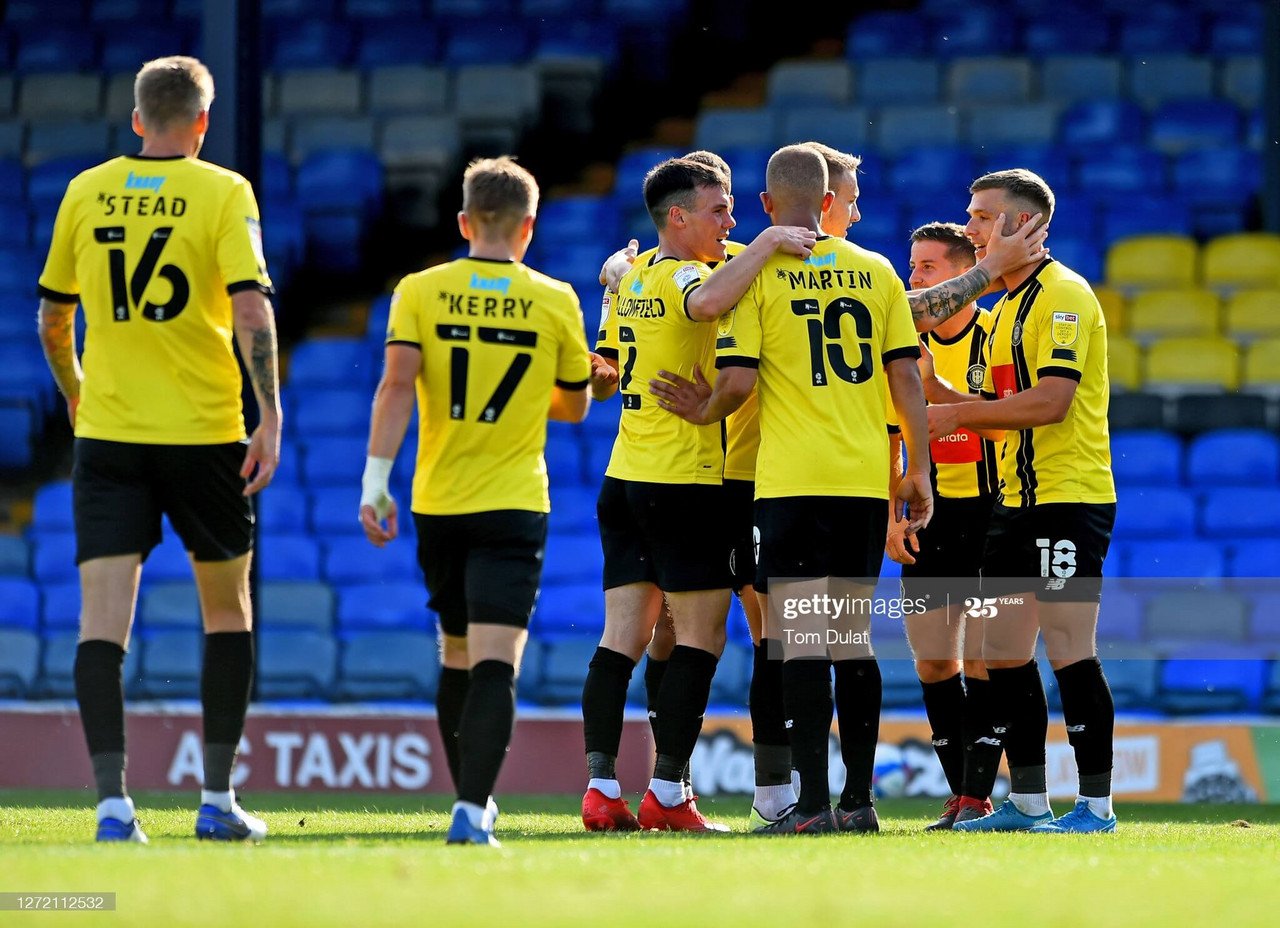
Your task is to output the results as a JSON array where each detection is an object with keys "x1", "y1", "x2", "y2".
[
  {"x1": 134, "y1": 56, "x2": 214, "y2": 132},
  {"x1": 766, "y1": 144, "x2": 828, "y2": 204},
  {"x1": 462, "y1": 156, "x2": 540, "y2": 236},
  {"x1": 799, "y1": 140, "x2": 862, "y2": 187}
]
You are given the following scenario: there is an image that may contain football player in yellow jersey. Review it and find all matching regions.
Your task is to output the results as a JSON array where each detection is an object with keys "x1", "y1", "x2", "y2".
[
  {"x1": 651, "y1": 145, "x2": 933, "y2": 834},
  {"x1": 917, "y1": 170, "x2": 1119, "y2": 835},
  {"x1": 591, "y1": 151, "x2": 798, "y2": 830},
  {"x1": 359, "y1": 157, "x2": 591, "y2": 846},
  {"x1": 885, "y1": 223, "x2": 1004, "y2": 830},
  {"x1": 36, "y1": 57, "x2": 279, "y2": 844}
]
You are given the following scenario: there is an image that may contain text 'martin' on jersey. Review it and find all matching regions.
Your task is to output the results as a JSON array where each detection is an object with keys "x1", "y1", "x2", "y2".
[
  {"x1": 387, "y1": 256, "x2": 591, "y2": 516},
  {"x1": 601, "y1": 254, "x2": 724, "y2": 484},
  {"x1": 716, "y1": 236, "x2": 920, "y2": 500},
  {"x1": 982, "y1": 258, "x2": 1116, "y2": 507},
  {"x1": 38, "y1": 155, "x2": 273, "y2": 444}
]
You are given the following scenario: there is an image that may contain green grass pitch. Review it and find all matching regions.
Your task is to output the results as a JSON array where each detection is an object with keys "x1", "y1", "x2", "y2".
[{"x1": 3, "y1": 792, "x2": 1280, "y2": 926}]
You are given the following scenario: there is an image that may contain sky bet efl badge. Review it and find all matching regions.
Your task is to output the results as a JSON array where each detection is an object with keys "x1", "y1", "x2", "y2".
[{"x1": 1052, "y1": 311, "x2": 1080, "y2": 347}]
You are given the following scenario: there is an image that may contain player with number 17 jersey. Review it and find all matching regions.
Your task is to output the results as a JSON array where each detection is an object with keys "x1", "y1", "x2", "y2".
[{"x1": 39, "y1": 155, "x2": 272, "y2": 444}]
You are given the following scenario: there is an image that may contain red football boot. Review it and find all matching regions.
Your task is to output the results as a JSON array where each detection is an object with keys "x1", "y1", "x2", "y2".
[
  {"x1": 637, "y1": 790, "x2": 730, "y2": 833},
  {"x1": 953, "y1": 796, "x2": 995, "y2": 827},
  {"x1": 582, "y1": 788, "x2": 641, "y2": 832}
]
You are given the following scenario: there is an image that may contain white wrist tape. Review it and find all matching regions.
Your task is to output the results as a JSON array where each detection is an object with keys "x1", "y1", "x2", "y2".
[{"x1": 360, "y1": 456, "x2": 395, "y2": 519}]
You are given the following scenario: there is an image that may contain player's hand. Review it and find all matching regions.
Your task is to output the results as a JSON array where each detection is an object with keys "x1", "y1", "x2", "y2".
[
  {"x1": 886, "y1": 520, "x2": 920, "y2": 566},
  {"x1": 600, "y1": 239, "x2": 639, "y2": 290},
  {"x1": 359, "y1": 498, "x2": 398, "y2": 548},
  {"x1": 915, "y1": 336, "x2": 936, "y2": 385},
  {"x1": 894, "y1": 472, "x2": 933, "y2": 536},
  {"x1": 240, "y1": 416, "x2": 280, "y2": 496},
  {"x1": 980, "y1": 212, "x2": 1048, "y2": 279},
  {"x1": 927, "y1": 404, "x2": 962, "y2": 441},
  {"x1": 649, "y1": 366, "x2": 712, "y2": 423},
  {"x1": 767, "y1": 225, "x2": 818, "y2": 259},
  {"x1": 590, "y1": 352, "x2": 618, "y2": 388}
]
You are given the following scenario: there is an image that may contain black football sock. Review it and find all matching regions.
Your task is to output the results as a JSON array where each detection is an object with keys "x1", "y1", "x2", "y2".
[
  {"x1": 834, "y1": 659, "x2": 881, "y2": 810},
  {"x1": 652, "y1": 645, "x2": 718, "y2": 782},
  {"x1": 200, "y1": 631, "x2": 254, "y2": 793},
  {"x1": 987, "y1": 659, "x2": 1049, "y2": 794},
  {"x1": 783, "y1": 658, "x2": 833, "y2": 815},
  {"x1": 582, "y1": 646, "x2": 636, "y2": 777},
  {"x1": 75, "y1": 640, "x2": 127, "y2": 801},
  {"x1": 1054, "y1": 658, "x2": 1115, "y2": 797},
  {"x1": 961, "y1": 675, "x2": 1003, "y2": 801},
  {"x1": 436, "y1": 666, "x2": 471, "y2": 790},
  {"x1": 920, "y1": 673, "x2": 966, "y2": 797},
  {"x1": 750, "y1": 641, "x2": 791, "y2": 785},
  {"x1": 643, "y1": 655, "x2": 667, "y2": 749},
  {"x1": 457, "y1": 660, "x2": 517, "y2": 806}
]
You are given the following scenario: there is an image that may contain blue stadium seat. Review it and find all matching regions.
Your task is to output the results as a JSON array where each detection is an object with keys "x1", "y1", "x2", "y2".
[
  {"x1": 337, "y1": 629, "x2": 439, "y2": 701},
  {"x1": 354, "y1": 19, "x2": 442, "y2": 67},
  {"x1": 613, "y1": 146, "x2": 680, "y2": 198},
  {"x1": 708, "y1": 640, "x2": 751, "y2": 705},
  {"x1": 296, "y1": 149, "x2": 383, "y2": 215},
  {"x1": 928, "y1": 9, "x2": 1016, "y2": 56},
  {"x1": 292, "y1": 388, "x2": 372, "y2": 436},
  {"x1": 1094, "y1": 643, "x2": 1161, "y2": 711},
  {"x1": 0, "y1": 535, "x2": 28, "y2": 575},
  {"x1": 1097, "y1": 590, "x2": 1144, "y2": 642},
  {"x1": 259, "y1": 580, "x2": 335, "y2": 631},
  {"x1": 0, "y1": 577, "x2": 39, "y2": 630},
  {"x1": 1202, "y1": 489, "x2": 1280, "y2": 539},
  {"x1": 1060, "y1": 100, "x2": 1145, "y2": 150},
  {"x1": 874, "y1": 105, "x2": 960, "y2": 155},
  {"x1": 533, "y1": 633, "x2": 597, "y2": 703},
  {"x1": 1208, "y1": 10, "x2": 1263, "y2": 55},
  {"x1": 1075, "y1": 146, "x2": 1167, "y2": 194},
  {"x1": 544, "y1": 431, "x2": 585, "y2": 487},
  {"x1": 99, "y1": 23, "x2": 191, "y2": 74},
  {"x1": 443, "y1": 18, "x2": 530, "y2": 67},
  {"x1": 1187, "y1": 430, "x2": 1279, "y2": 487},
  {"x1": 0, "y1": 201, "x2": 30, "y2": 248},
  {"x1": 777, "y1": 107, "x2": 873, "y2": 155},
  {"x1": 344, "y1": 0, "x2": 425, "y2": 16},
  {"x1": 138, "y1": 628, "x2": 203, "y2": 698},
  {"x1": 537, "y1": 195, "x2": 618, "y2": 245},
  {"x1": 1099, "y1": 195, "x2": 1192, "y2": 245},
  {"x1": 532, "y1": 582, "x2": 602, "y2": 635},
  {"x1": 1231, "y1": 540, "x2": 1280, "y2": 579},
  {"x1": 365, "y1": 293, "x2": 393, "y2": 342},
  {"x1": 886, "y1": 146, "x2": 975, "y2": 194},
  {"x1": 1111, "y1": 487, "x2": 1195, "y2": 539},
  {"x1": 845, "y1": 13, "x2": 928, "y2": 57},
  {"x1": 694, "y1": 109, "x2": 775, "y2": 152},
  {"x1": 1110, "y1": 430, "x2": 1183, "y2": 486},
  {"x1": 31, "y1": 532, "x2": 76, "y2": 583},
  {"x1": 436, "y1": 0, "x2": 515, "y2": 13},
  {"x1": 27, "y1": 156, "x2": 99, "y2": 212},
  {"x1": 261, "y1": 152, "x2": 293, "y2": 201},
  {"x1": 767, "y1": 61, "x2": 851, "y2": 107},
  {"x1": 1124, "y1": 540, "x2": 1225, "y2": 581},
  {"x1": 259, "y1": 535, "x2": 322, "y2": 582},
  {"x1": 1173, "y1": 148, "x2": 1261, "y2": 209},
  {"x1": 299, "y1": 436, "x2": 366, "y2": 487},
  {"x1": 1157, "y1": 645, "x2": 1268, "y2": 714},
  {"x1": 13, "y1": 26, "x2": 97, "y2": 73},
  {"x1": 946, "y1": 57, "x2": 1032, "y2": 105},
  {"x1": 0, "y1": 402, "x2": 36, "y2": 468},
  {"x1": 311, "y1": 490, "x2": 369, "y2": 538},
  {"x1": 1129, "y1": 53, "x2": 1215, "y2": 108},
  {"x1": 7, "y1": 0, "x2": 84, "y2": 20},
  {"x1": 269, "y1": 21, "x2": 352, "y2": 69},
  {"x1": 1119, "y1": 13, "x2": 1202, "y2": 54},
  {"x1": 38, "y1": 630, "x2": 142, "y2": 698},
  {"x1": 41, "y1": 581, "x2": 80, "y2": 630},
  {"x1": 542, "y1": 531, "x2": 603, "y2": 585},
  {"x1": 336, "y1": 581, "x2": 430, "y2": 632},
  {"x1": 323, "y1": 535, "x2": 421, "y2": 583},
  {"x1": 855, "y1": 57, "x2": 939, "y2": 107},
  {"x1": 1022, "y1": 21, "x2": 1112, "y2": 55},
  {"x1": 258, "y1": 485, "x2": 309, "y2": 533},
  {"x1": 1149, "y1": 100, "x2": 1242, "y2": 156},
  {"x1": 1145, "y1": 590, "x2": 1249, "y2": 643},
  {"x1": 530, "y1": 16, "x2": 620, "y2": 69},
  {"x1": 548, "y1": 485, "x2": 599, "y2": 533},
  {"x1": 139, "y1": 582, "x2": 199, "y2": 628},
  {"x1": 264, "y1": 0, "x2": 338, "y2": 16},
  {"x1": 0, "y1": 628, "x2": 40, "y2": 697},
  {"x1": 1247, "y1": 592, "x2": 1280, "y2": 640},
  {"x1": 144, "y1": 535, "x2": 193, "y2": 584},
  {"x1": 289, "y1": 338, "x2": 376, "y2": 390},
  {"x1": 257, "y1": 629, "x2": 337, "y2": 699},
  {"x1": 964, "y1": 103, "x2": 1059, "y2": 148}
]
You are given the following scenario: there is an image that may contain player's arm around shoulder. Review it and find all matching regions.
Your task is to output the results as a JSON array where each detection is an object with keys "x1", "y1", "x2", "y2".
[{"x1": 685, "y1": 225, "x2": 817, "y2": 322}]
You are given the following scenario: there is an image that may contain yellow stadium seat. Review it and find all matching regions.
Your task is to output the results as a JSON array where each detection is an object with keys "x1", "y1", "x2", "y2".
[
  {"x1": 1127, "y1": 289, "x2": 1221, "y2": 343},
  {"x1": 1105, "y1": 235, "x2": 1198, "y2": 290},
  {"x1": 1093, "y1": 285, "x2": 1126, "y2": 333},
  {"x1": 1107, "y1": 335, "x2": 1143, "y2": 391},
  {"x1": 1145, "y1": 336, "x2": 1241, "y2": 392},
  {"x1": 1243, "y1": 338, "x2": 1280, "y2": 393},
  {"x1": 1224, "y1": 289, "x2": 1280, "y2": 342},
  {"x1": 1201, "y1": 233, "x2": 1280, "y2": 290}
]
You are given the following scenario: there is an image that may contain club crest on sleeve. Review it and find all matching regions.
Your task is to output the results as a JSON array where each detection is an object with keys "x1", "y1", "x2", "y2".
[
  {"x1": 1051, "y1": 311, "x2": 1079, "y2": 347},
  {"x1": 966, "y1": 363, "x2": 986, "y2": 391},
  {"x1": 673, "y1": 264, "x2": 701, "y2": 289}
]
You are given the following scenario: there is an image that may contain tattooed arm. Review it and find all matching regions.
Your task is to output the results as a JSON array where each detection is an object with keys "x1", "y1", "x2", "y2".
[
  {"x1": 232, "y1": 290, "x2": 282, "y2": 495},
  {"x1": 909, "y1": 212, "x2": 1049, "y2": 332},
  {"x1": 38, "y1": 298, "x2": 83, "y2": 426}
]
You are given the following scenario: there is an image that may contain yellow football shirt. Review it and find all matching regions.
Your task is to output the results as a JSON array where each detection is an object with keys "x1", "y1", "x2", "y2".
[
  {"x1": 597, "y1": 241, "x2": 759, "y2": 481},
  {"x1": 717, "y1": 235, "x2": 919, "y2": 500},
  {"x1": 38, "y1": 155, "x2": 272, "y2": 444},
  {"x1": 982, "y1": 259, "x2": 1116, "y2": 506},
  {"x1": 387, "y1": 256, "x2": 592, "y2": 515},
  {"x1": 924, "y1": 310, "x2": 999, "y2": 499},
  {"x1": 604, "y1": 254, "x2": 724, "y2": 484}
]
